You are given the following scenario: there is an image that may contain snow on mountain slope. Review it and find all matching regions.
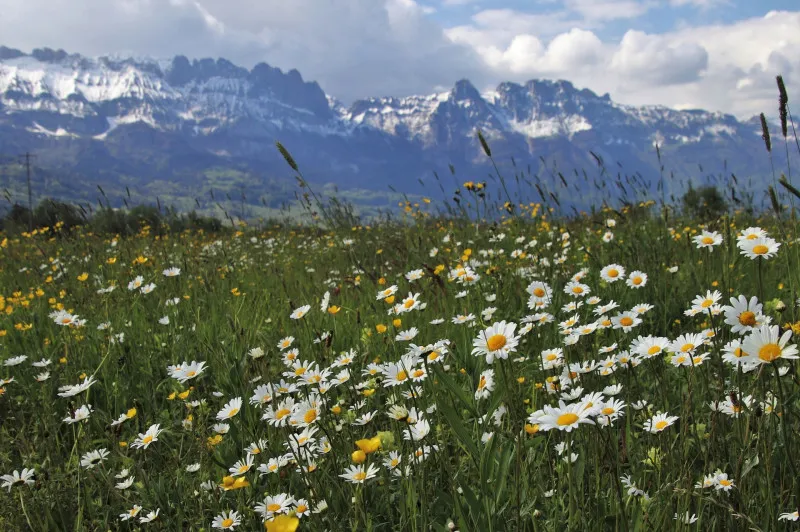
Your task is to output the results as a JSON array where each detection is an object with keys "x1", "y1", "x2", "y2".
[
  {"x1": 0, "y1": 46, "x2": 773, "y2": 158},
  {"x1": 0, "y1": 49, "x2": 336, "y2": 136}
]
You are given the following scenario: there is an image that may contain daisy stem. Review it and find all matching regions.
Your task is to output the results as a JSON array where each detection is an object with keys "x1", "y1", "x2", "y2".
[
  {"x1": 598, "y1": 425, "x2": 629, "y2": 530},
  {"x1": 19, "y1": 490, "x2": 34, "y2": 531},
  {"x1": 566, "y1": 432, "x2": 577, "y2": 531},
  {"x1": 773, "y1": 363, "x2": 800, "y2": 511}
]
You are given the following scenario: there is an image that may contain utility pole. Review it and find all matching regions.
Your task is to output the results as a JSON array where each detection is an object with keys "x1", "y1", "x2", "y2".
[{"x1": 19, "y1": 152, "x2": 36, "y2": 231}]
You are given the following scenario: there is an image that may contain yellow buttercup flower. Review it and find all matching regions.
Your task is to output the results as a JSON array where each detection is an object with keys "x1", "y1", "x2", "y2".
[
  {"x1": 351, "y1": 450, "x2": 366, "y2": 464},
  {"x1": 220, "y1": 475, "x2": 249, "y2": 491},
  {"x1": 355, "y1": 437, "x2": 381, "y2": 454},
  {"x1": 265, "y1": 515, "x2": 299, "y2": 532}
]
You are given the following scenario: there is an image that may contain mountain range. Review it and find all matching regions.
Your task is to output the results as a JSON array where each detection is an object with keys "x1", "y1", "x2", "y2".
[{"x1": 0, "y1": 46, "x2": 795, "y2": 216}]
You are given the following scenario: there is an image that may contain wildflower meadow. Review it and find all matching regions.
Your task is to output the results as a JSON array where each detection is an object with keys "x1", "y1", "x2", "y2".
[{"x1": 2, "y1": 83, "x2": 800, "y2": 531}]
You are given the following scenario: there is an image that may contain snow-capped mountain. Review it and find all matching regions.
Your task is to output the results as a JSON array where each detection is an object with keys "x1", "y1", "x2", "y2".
[{"x1": 0, "y1": 46, "x2": 792, "y2": 210}]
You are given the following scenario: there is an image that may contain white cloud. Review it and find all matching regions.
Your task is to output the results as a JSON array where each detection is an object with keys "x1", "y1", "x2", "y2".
[
  {"x1": 0, "y1": 0, "x2": 483, "y2": 103},
  {"x1": 448, "y1": 8, "x2": 800, "y2": 118},
  {"x1": 0, "y1": 1, "x2": 796, "y2": 119},
  {"x1": 446, "y1": 8, "x2": 583, "y2": 47},
  {"x1": 564, "y1": 0, "x2": 651, "y2": 21},
  {"x1": 494, "y1": 29, "x2": 604, "y2": 74},
  {"x1": 610, "y1": 30, "x2": 708, "y2": 85},
  {"x1": 669, "y1": 0, "x2": 730, "y2": 8}
]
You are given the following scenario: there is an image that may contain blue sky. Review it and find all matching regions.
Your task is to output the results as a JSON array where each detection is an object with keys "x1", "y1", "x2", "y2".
[
  {"x1": 428, "y1": 0, "x2": 798, "y2": 35},
  {"x1": 0, "y1": 0, "x2": 797, "y2": 118}
]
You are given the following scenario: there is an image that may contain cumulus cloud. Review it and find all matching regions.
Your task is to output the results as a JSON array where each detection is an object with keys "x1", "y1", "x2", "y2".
[
  {"x1": 669, "y1": 0, "x2": 729, "y2": 8},
  {"x1": 564, "y1": 0, "x2": 651, "y2": 21},
  {"x1": 440, "y1": 0, "x2": 481, "y2": 5},
  {"x1": 448, "y1": 8, "x2": 800, "y2": 118},
  {"x1": 494, "y1": 29, "x2": 604, "y2": 75},
  {"x1": 0, "y1": 0, "x2": 797, "y2": 118},
  {"x1": 610, "y1": 30, "x2": 708, "y2": 85},
  {"x1": 0, "y1": 0, "x2": 483, "y2": 103}
]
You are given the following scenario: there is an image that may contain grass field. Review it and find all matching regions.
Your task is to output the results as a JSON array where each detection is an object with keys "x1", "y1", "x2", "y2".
[
  {"x1": 3, "y1": 88, "x2": 800, "y2": 529},
  {"x1": 3, "y1": 188, "x2": 800, "y2": 531}
]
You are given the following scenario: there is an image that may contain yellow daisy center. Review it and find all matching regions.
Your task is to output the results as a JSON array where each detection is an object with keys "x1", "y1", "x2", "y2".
[
  {"x1": 294, "y1": 367, "x2": 306, "y2": 376},
  {"x1": 478, "y1": 376, "x2": 487, "y2": 389},
  {"x1": 403, "y1": 299, "x2": 415, "y2": 309},
  {"x1": 701, "y1": 299, "x2": 713, "y2": 308},
  {"x1": 267, "y1": 503, "x2": 281, "y2": 512},
  {"x1": 607, "y1": 269, "x2": 618, "y2": 278},
  {"x1": 572, "y1": 286, "x2": 584, "y2": 294},
  {"x1": 142, "y1": 435, "x2": 153, "y2": 445},
  {"x1": 275, "y1": 408, "x2": 291, "y2": 420},
  {"x1": 702, "y1": 236, "x2": 714, "y2": 245},
  {"x1": 222, "y1": 518, "x2": 234, "y2": 527},
  {"x1": 238, "y1": 465, "x2": 248, "y2": 473},
  {"x1": 752, "y1": 244, "x2": 769, "y2": 255},
  {"x1": 739, "y1": 311, "x2": 756, "y2": 326},
  {"x1": 680, "y1": 343, "x2": 695, "y2": 353},
  {"x1": 396, "y1": 370, "x2": 408, "y2": 381},
  {"x1": 647, "y1": 345, "x2": 661, "y2": 355},
  {"x1": 719, "y1": 479, "x2": 732, "y2": 486},
  {"x1": 602, "y1": 407, "x2": 614, "y2": 415},
  {"x1": 620, "y1": 317, "x2": 634, "y2": 327},
  {"x1": 413, "y1": 369, "x2": 425, "y2": 378},
  {"x1": 487, "y1": 334, "x2": 507, "y2": 351},
  {"x1": 758, "y1": 343, "x2": 782, "y2": 362},
  {"x1": 655, "y1": 420, "x2": 668, "y2": 430},
  {"x1": 557, "y1": 413, "x2": 579, "y2": 426},
  {"x1": 304, "y1": 410, "x2": 317, "y2": 424},
  {"x1": 353, "y1": 471, "x2": 367, "y2": 481},
  {"x1": 227, "y1": 408, "x2": 239, "y2": 417},
  {"x1": 533, "y1": 287, "x2": 546, "y2": 297},
  {"x1": 632, "y1": 277, "x2": 642, "y2": 285}
]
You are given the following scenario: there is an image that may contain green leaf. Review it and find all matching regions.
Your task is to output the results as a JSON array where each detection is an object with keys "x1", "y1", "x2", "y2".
[
  {"x1": 432, "y1": 365, "x2": 479, "y2": 417},
  {"x1": 741, "y1": 454, "x2": 760, "y2": 479},
  {"x1": 437, "y1": 397, "x2": 481, "y2": 463}
]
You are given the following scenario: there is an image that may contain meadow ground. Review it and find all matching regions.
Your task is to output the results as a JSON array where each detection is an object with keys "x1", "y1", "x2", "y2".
[{"x1": 4, "y1": 181, "x2": 800, "y2": 531}]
